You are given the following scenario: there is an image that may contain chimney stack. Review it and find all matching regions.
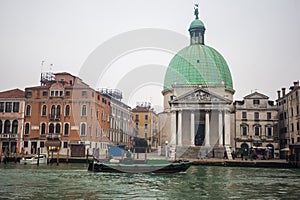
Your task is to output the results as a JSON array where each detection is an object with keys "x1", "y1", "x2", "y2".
[
  {"x1": 282, "y1": 88, "x2": 286, "y2": 96},
  {"x1": 277, "y1": 90, "x2": 281, "y2": 99},
  {"x1": 294, "y1": 81, "x2": 299, "y2": 87}
]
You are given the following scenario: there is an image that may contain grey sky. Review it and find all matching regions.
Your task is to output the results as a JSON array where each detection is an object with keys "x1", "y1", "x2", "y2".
[{"x1": 0, "y1": 0, "x2": 299, "y2": 108}]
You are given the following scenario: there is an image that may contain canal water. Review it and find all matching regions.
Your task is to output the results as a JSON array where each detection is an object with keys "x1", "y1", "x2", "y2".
[{"x1": 0, "y1": 163, "x2": 299, "y2": 199}]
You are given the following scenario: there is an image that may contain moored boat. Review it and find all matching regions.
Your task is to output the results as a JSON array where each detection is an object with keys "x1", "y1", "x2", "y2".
[
  {"x1": 88, "y1": 159, "x2": 192, "y2": 174},
  {"x1": 20, "y1": 154, "x2": 47, "y2": 165}
]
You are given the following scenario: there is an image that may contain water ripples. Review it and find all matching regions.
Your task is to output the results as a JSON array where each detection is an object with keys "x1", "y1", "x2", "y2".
[{"x1": 0, "y1": 163, "x2": 299, "y2": 199}]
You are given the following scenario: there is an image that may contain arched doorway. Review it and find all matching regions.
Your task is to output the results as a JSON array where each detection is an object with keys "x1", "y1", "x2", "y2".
[
  {"x1": 241, "y1": 143, "x2": 249, "y2": 158},
  {"x1": 266, "y1": 144, "x2": 274, "y2": 159}
]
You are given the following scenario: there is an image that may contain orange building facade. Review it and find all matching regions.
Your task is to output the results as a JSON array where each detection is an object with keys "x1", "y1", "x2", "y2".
[
  {"x1": 23, "y1": 72, "x2": 110, "y2": 156},
  {"x1": 0, "y1": 89, "x2": 25, "y2": 156}
]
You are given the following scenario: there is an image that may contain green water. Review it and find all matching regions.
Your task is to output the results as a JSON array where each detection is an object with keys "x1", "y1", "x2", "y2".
[{"x1": 0, "y1": 163, "x2": 299, "y2": 199}]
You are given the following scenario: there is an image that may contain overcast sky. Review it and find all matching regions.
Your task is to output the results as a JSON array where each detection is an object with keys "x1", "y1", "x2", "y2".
[{"x1": 0, "y1": 0, "x2": 299, "y2": 110}]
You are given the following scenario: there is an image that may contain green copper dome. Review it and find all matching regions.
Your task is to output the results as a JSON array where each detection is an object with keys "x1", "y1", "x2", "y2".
[
  {"x1": 164, "y1": 45, "x2": 233, "y2": 90},
  {"x1": 189, "y1": 19, "x2": 205, "y2": 30}
]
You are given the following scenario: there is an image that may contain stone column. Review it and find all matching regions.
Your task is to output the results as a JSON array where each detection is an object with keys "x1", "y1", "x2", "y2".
[
  {"x1": 190, "y1": 111, "x2": 195, "y2": 146},
  {"x1": 205, "y1": 111, "x2": 210, "y2": 146},
  {"x1": 170, "y1": 111, "x2": 176, "y2": 145},
  {"x1": 177, "y1": 111, "x2": 182, "y2": 146},
  {"x1": 224, "y1": 111, "x2": 231, "y2": 145},
  {"x1": 219, "y1": 111, "x2": 223, "y2": 146}
]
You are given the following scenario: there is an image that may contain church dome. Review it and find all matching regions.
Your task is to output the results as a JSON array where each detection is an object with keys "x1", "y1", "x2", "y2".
[
  {"x1": 163, "y1": 7, "x2": 233, "y2": 90},
  {"x1": 164, "y1": 45, "x2": 233, "y2": 90},
  {"x1": 189, "y1": 19, "x2": 205, "y2": 30}
]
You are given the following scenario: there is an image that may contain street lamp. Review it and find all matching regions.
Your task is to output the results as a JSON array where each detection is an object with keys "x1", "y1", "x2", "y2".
[{"x1": 165, "y1": 140, "x2": 168, "y2": 159}]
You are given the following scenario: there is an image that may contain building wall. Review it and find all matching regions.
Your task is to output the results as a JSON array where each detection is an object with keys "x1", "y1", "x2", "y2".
[
  {"x1": 277, "y1": 82, "x2": 300, "y2": 151},
  {"x1": 23, "y1": 73, "x2": 110, "y2": 156},
  {"x1": 0, "y1": 90, "x2": 25, "y2": 155},
  {"x1": 234, "y1": 92, "x2": 278, "y2": 158}
]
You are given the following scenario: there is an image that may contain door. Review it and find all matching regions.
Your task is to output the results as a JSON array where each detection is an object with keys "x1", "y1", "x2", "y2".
[
  {"x1": 31, "y1": 142, "x2": 37, "y2": 154},
  {"x1": 195, "y1": 124, "x2": 205, "y2": 146}
]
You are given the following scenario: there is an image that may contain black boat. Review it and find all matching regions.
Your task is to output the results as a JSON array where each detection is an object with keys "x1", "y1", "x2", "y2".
[{"x1": 88, "y1": 159, "x2": 192, "y2": 174}]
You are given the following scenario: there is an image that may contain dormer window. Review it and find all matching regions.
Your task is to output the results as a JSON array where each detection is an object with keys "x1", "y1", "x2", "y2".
[{"x1": 253, "y1": 99, "x2": 260, "y2": 105}]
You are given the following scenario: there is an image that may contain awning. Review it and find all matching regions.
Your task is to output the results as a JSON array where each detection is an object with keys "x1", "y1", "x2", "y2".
[
  {"x1": 45, "y1": 140, "x2": 61, "y2": 147},
  {"x1": 280, "y1": 147, "x2": 290, "y2": 151}
]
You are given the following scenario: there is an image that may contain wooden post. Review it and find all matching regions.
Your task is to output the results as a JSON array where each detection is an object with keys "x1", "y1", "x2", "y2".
[
  {"x1": 66, "y1": 149, "x2": 69, "y2": 163},
  {"x1": 0, "y1": 149, "x2": 2, "y2": 163},
  {"x1": 47, "y1": 149, "x2": 50, "y2": 164},
  {"x1": 51, "y1": 151, "x2": 54, "y2": 164},
  {"x1": 86, "y1": 148, "x2": 89, "y2": 164},
  {"x1": 37, "y1": 148, "x2": 40, "y2": 166},
  {"x1": 56, "y1": 147, "x2": 60, "y2": 166}
]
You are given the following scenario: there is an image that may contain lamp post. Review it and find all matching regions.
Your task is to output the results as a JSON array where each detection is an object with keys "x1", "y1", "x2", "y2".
[{"x1": 165, "y1": 140, "x2": 168, "y2": 159}]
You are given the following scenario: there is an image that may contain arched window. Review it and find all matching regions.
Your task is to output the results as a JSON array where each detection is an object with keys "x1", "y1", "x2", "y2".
[
  {"x1": 0, "y1": 120, "x2": 2, "y2": 134},
  {"x1": 82, "y1": 105, "x2": 87, "y2": 116},
  {"x1": 254, "y1": 124, "x2": 261, "y2": 136},
  {"x1": 64, "y1": 123, "x2": 69, "y2": 136},
  {"x1": 56, "y1": 105, "x2": 61, "y2": 118},
  {"x1": 26, "y1": 105, "x2": 31, "y2": 116},
  {"x1": 24, "y1": 123, "x2": 30, "y2": 135},
  {"x1": 80, "y1": 123, "x2": 86, "y2": 136},
  {"x1": 12, "y1": 120, "x2": 18, "y2": 134},
  {"x1": 51, "y1": 105, "x2": 55, "y2": 118},
  {"x1": 240, "y1": 124, "x2": 248, "y2": 136},
  {"x1": 41, "y1": 123, "x2": 46, "y2": 135},
  {"x1": 65, "y1": 105, "x2": 70, "y2": 116},
  {"x1": 42, "y1": 105, "x2": 47, "y2": 116},
  {"x1": 55, "y1": 123, "x2": 61, "y2": 134},
  {"x1": 4, "y1": 120, "x2": 10, "y2": 133},
  {"x1": 49, "y1": 123, "x2": 54, "y2": 134}
]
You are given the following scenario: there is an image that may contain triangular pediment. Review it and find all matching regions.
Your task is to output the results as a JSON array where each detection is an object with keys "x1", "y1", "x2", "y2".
[
  {"x1": 170, "y1": 88, "x2": 231, "y2": 104},
  {"x1": 244, "y1": 92, "x2": 269, "y2": 99}
]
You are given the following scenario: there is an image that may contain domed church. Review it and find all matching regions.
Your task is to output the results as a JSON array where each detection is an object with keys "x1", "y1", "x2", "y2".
[{"x1": 161, "y1": 5, "x2": 235, "y2": 158}]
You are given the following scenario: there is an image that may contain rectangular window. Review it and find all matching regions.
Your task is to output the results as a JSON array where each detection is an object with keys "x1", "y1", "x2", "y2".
[
  {"x1": 267, "y1": 112, "x2": 271, "y2": 120},
  {"x1": 144, "y1": 133, "x2": 148, "y2": 138},
  {"x1": 82, "y1": 91, "x2": 87, "y2": 97},
  {"x1": 63, "y1": 142, "x2": 68, "y2": 148},
  {"x1": 50, "y1": 91, "x2": 54, "y2": 97},
  {"x1": 297, "y1": 122, "x2": 299, "y2": 131},
  {"x1": 297, "y1": 137, "x2": 300, "y2": 143},
  {"x1": 24, "y1": 141, "x2": 28, "y2": 148},
  {"x1": 145, "y1": 115, "x2": 148, "y2": 120},
  {"x1": 66, "y1": 91, "x2": 71, "y2": 96},
  {"x1": 291, "y1": 123, "x2": 294, "y2": 132},
  {"x1": 254, "y1": 112, "x2": 259, "y2": 120},
  {"x1": 5, "y1": 102, "x2": 12, "y2": 112},
  {"x1": 42, "y1": 91, "x2": 48, "y2": 97},
  {"x1": 135, "y1": 115, "x2": 139, "y2": 121},
  {"x1": 242, "y1": 126, "x2": 247, "y2": 136},
  {"x1": 255, "y1": 126, "x2": 260, "y2": 136},
  {"x1": 267, "y1": 127, "x2": 272, "y2": 137},
  {"x1": 145, "y1": 124, "x2": 148, "y2": 129},
  {"x1": 253, "y1": 99, "x2": 260, "y2": 105},
  {"x1": 135, "y1": 122, "x2": 138, "y2": 129},
  {"x1": 40, "y1": 141, "x2": 45, "y2": 148},
  {"x1": 13, "y1": 102, "x2": 19, "y2": 112},
  {"x1": 26, "y1": 91, "x2": 32, "y2": 98},
  {"x1": 242, "y1": 112, "x2": 247, "y2": 119},
  {"x1": 0, "y1": 102, "x2": 4, "y2": 112}
]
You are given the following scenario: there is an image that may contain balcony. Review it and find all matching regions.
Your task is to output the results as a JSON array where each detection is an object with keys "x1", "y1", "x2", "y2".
[
  {"x1": 0, "y1": 133, "x2": 18, "y2": 139},
  {"x1": 46, "y1": 133, "x2": 61, "y2": 139},
  {"x1": 49, "y1": 114, "x2": 61, "y2": 121}
]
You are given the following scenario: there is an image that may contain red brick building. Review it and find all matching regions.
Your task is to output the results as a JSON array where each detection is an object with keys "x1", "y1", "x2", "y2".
[{"x1": 23, "y1": 72, "x2": 110, "y2": 156}]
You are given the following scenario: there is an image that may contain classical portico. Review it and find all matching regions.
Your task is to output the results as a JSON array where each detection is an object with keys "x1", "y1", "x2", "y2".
[
  {"x1": 169, "y1": 87, "x2": 232, "y2": 147},
  {"x1": 161, "y1": 6, "x2": 235, "y2": 159}
]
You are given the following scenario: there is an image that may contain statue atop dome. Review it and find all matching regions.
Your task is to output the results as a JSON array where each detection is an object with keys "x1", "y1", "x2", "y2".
[{"x1": 194, "y1": 4, "x2": 199, "y2": 19}]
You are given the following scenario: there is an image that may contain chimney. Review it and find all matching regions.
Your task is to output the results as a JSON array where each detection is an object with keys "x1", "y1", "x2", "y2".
[
  {"x1": 294, "y1": 81, "x2": 299, "y2": 87},
  {"x1": 282, "y1": 88, "x2": 286, "y2": 96},
  {"x1": 277, "y1": 90, "x2": 281, "y2": 99}
]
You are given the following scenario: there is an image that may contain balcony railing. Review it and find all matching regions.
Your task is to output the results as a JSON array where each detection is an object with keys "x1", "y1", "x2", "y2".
[
  {"x1": 49, "y1": 114, "x2": 61, "y2": 121},
  {"x1": 46, "y1": 133, "x2": 61, "y2": 139},
  {"x1": 0, "y1": 133, "x2": 18, "y2": 139}
]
